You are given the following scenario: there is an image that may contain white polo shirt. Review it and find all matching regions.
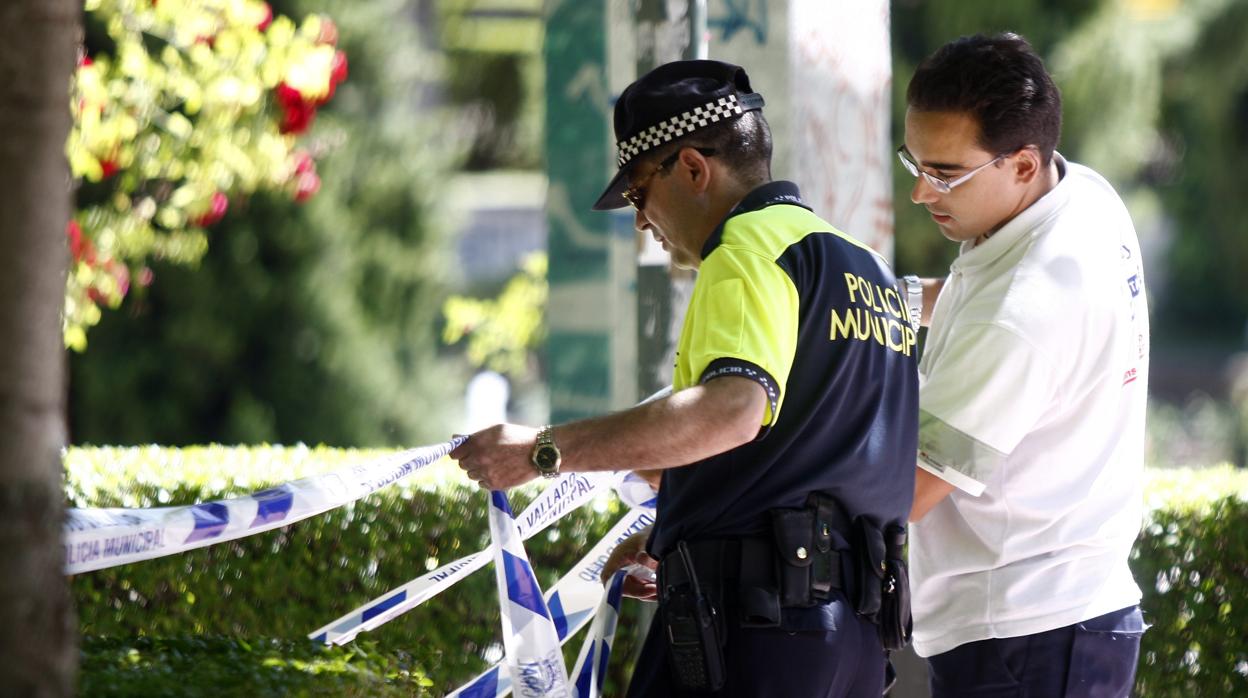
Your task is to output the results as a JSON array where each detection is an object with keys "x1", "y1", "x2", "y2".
[{"x1": 910, "y1": 155, "x2": 1149, "y2": 658}]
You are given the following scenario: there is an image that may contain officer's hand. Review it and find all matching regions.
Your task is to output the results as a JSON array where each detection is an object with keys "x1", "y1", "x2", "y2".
[
  {"x1": 601, "y1": 527, "x2": 658, "y2": 601},
  {"x1": 450, "y1": 424, "x2": 540, "y2": 491}
]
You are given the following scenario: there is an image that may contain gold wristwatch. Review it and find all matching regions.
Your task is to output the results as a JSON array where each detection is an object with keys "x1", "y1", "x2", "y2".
[{"x1": 530, "y1": 425, "x2": 562, "y2": 479}]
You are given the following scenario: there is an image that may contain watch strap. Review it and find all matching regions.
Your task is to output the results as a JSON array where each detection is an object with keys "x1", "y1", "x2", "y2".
[{"x1": 900, "y1": 275, "x2": 923, "y2": 332}]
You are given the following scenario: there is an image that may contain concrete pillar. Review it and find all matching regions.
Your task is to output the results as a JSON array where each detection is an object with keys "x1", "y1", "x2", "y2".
[
  {"x1": 708, "y1": 0, "x2": 895, "y2": 255},
  {"x1": 543, "y1": 0, "x2": 637, "y2": 422}
]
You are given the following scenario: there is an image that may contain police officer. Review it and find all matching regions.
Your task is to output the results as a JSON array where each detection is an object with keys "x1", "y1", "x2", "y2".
[{"x1": 452, "y1": 60, "x2": 917, "y2": 697}]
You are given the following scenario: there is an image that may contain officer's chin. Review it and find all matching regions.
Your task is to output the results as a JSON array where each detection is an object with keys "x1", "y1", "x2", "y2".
[{"x1": 669, "y1": 252, "x2": 699, "y2": 271}]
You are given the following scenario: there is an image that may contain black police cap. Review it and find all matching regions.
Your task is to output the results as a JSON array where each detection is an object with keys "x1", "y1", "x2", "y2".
[{"x1": 591, "y1": 59, "x2": 765, "y2": 211}]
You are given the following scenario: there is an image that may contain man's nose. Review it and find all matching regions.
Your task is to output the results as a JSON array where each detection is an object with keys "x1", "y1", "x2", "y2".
[{"x1": 911, "y1": 176, "x2": 940, "y2": 206}]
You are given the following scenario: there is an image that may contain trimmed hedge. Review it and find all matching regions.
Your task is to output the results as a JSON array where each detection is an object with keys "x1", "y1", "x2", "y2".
[
  {"x1": 68, "y1": 448, "x2": 1248, "y2": 696},
  {"x1": 68, "y1": 446, "x2": 646, "y2": 696},
  {"x1": 1133, "y1": 466, "x2": 1248, "y2": 696}
]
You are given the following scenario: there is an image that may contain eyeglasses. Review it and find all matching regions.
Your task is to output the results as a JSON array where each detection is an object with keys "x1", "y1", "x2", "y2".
[
  {"x1": 622, "y1": 147, "x2": 717, "y2": 211},
  {"x1": 896, "y1": 145, "x2": 1005, "y2": 194}
]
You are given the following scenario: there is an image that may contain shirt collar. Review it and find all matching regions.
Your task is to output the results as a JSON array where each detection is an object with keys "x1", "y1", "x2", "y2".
[
  {"x1": 701, "y1": 181, "x2": 810, "y2": 259},
  {"x1": 952, "y1": 153, "x2": 1071, "y2": 273}
]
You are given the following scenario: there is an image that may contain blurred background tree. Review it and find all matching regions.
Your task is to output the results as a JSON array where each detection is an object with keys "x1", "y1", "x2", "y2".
[
  {"x1": 439, "y1": 0, "x2": 543, "y2": 170},
  {"x1": 68, "y1": 0, "x2": 464, "y2": 447},
  {"x1": 442, "y1": 251, "x2": 547, "y2": 380}
]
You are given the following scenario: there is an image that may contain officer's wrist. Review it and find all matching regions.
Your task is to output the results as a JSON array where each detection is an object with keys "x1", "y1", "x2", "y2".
[{"x1": 900, "y1": 275, "x2": 923, "y2": 331}]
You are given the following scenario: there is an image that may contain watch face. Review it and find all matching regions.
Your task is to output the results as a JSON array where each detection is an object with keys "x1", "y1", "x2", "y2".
[{"x1": 535, "y1": 446, "x2": 559, "y2": 470}]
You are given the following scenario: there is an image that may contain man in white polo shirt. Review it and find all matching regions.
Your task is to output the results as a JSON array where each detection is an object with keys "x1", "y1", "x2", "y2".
[{"x1": 896, "y1": 33, "x2": 1149, "y2": 696}]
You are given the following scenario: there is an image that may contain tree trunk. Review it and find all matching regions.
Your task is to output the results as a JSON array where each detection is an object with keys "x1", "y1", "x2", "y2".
[{"x1": 0, "y1": 1, "x2": 79, "y2": 695}]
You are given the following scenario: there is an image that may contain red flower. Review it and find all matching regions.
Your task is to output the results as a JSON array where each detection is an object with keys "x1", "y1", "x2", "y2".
[
  {"x1": 257, "y1": 3, "x2": 273, "y2": 32},
  {"x1": 275, "y1": 82, "x2": 302, "y2": 108},
  {"x1": 317, "y1": 18, "x2": 339, "y2": 46},
  {"x1": 319, "y1": 51, "x2": 349, "y2": 103},
  {"x1": 138, "y1": 267, "x2": 155, "y2": 288},
  {"x1": 280, "y1": 101, "x2": 316, "y2": 134},
  {"x1": 109, "y1": 260, "x2": 131, "y2": 298},
  {"x1": 194, "y1": 192, "x2": 229, "y2": 227},
  {"x1": 100, "y1": 159, "x2": 120, "y2": 178},
  {"x1": 66, "y1": 220, "x2": 96, "y2": 264},
  {"x1": 292, "y1": 150, "x2": 315, "y2": 175},
  {"x1": 294, "y1": 171, "x2": 321, "y2": 202},
  {"x1": 331, "y1": 51, "x2": 348, "y2": 85},
  {"x1": 67, "y1": 220, "x2": 84, "y2": 258},
  {"x1": 275, "y1": 82, "x2": 317, "y2": 134}
]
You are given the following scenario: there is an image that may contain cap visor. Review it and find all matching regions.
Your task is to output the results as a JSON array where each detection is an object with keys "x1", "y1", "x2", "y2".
[{"x1": 591, "y1": 167, "x2": 631, "y2": 211}]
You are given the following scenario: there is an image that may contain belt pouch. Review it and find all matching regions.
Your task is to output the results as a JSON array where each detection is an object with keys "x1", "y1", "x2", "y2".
[
  {"x1": 660, "y1": 542, "x2": 726, "y2": 692},
  {"x1": 770, "y1": 507, "x2": 816, "y2": 607},
  {"x1": 851, "y1": 516, "x2": 886, "y2": 621},
  {"x1": 737, "y1": 537, "x2": 781, "y2": 628}
]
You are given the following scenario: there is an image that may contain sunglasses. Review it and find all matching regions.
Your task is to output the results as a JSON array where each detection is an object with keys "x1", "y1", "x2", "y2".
[{"x1": 622, "y1": 147, "x2": 717, "y2": 211}]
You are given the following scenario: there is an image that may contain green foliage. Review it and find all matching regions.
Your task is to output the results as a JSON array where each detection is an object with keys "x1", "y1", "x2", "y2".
[
  {"x1": 1135, "y1": 467, "x2": 1248, "y2": 696},
  {"x1": 69, "y1": 445, "x2": 644, "y2": 696},
  {"x1": 442, "y1": 252, "x2": 547, "y2": 379},
  {"x1": 80, "y1": 635, "x2": 434, "y2": 697},
  {"x1": 1150, "y1": 0, "x2": 1248, "y2": 337},
  {"x1": 68, "y1": 0, "x2": 346, "y2": 349},
  {"x1": 68, "y1": 0, "x2": 463, "y2": 448}
]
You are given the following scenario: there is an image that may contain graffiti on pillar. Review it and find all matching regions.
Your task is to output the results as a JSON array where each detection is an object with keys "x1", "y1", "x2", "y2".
[
  {"x1": 789, "y1": 0, "x2": 893, "y2": 258},
  {"x1": 565, "y1": 63, "x2": 611, "y2": 118},
  {"x1": 708, "y1": 0, "x2": 767, "y2": 44},
  {"x1": 547, "y1": 181, "x2": 609, "y2": 253}
]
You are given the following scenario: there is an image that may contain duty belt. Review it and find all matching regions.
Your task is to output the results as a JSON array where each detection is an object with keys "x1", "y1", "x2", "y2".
[{"x1": 659, "y1": 534, "x2": 849, "y2": 629}]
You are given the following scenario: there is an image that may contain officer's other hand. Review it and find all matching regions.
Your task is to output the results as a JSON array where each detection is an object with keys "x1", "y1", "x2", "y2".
[
  {"x1": 620, "y1": 557, "x2": 658, "y2": 601},
  {"x1": 601, "y1": 528, "x2": 658, "y2": 601},
  {"x1": 449, "y1": 424, "x2": 541, "y2": 491}
]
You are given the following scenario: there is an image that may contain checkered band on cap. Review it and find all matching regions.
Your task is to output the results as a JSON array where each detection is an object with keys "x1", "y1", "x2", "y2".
[{"x1": 615, "y1": 94, "x2": 745, "y2": 169}]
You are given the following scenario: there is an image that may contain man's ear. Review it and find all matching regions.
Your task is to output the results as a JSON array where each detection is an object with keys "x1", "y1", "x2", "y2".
[
  {"x1": 1013, "y1": 146, "x2": 1043, "y2": 185},
  {"x1": 680, "y1": 147, "x2": 713, "y2": 196}
]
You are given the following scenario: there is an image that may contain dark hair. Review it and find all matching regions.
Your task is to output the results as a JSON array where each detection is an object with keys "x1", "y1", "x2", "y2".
[
  {"x1": 907, "y1": 33, "x2": 1062, "y2": 163},
  {"x1": 654, "y1": 110, "x2": 773, "y2": 187}
]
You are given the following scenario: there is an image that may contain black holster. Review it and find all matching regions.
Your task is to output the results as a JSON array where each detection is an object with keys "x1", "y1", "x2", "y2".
[
  {"x1": 850, "y1": 515, "x2": 913, "y2": 650},
  {"x1": 878, "y1": 524, "x2": 913, "y2": 651},
  {"x1": 658, "y1": 541, "x2": 726, "y2": 692}
]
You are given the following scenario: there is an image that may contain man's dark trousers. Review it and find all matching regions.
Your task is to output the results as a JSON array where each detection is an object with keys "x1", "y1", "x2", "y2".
[
  {"x1": 625, "y1": 593, "x2": 886, "y2": 697},
  {"x1": 927, "y1": 605, "x2": 1145, "y2": 697}
]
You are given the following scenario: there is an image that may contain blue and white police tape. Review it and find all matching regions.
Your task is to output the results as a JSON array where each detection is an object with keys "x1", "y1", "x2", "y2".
[
  {"x1": 309, "y1": 470, "x2": 623, "y2": 645},
  {"x1": 570, "y1": 570, "x2": 626, "y2": 698},
  {"x1": 448, "y1": 507, "x2": 656, "y2": 698},
  {"x1": 64, "y1": 389, "x2": 670, "y2": 577},
  {"x1": 64, "y1": 438, "x2": 465, "y2": 575},
  {"x1": 489, "y1": 489, "x2": 572, "y2": 697}
]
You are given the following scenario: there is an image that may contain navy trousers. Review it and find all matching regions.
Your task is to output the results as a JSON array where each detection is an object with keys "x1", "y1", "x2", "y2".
[
  {"x1": 625, "y1": 595, "x2": 886, "y2": 698},
  {"x1": 927, "y1": 605, "x2": 1146, "y2": 697}
]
